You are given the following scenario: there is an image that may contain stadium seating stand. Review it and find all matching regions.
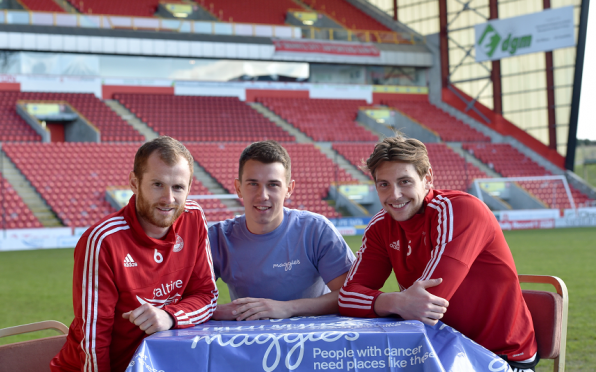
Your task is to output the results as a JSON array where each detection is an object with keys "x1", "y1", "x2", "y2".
[
  {"x1": 0, "y1": 91, "x2": 143, "y2": 142},
  {"x1": 66, "y1": 0, "x2": 184, "y2": 17},
  {"x1": 257, "y1": 97, "x2": 378, "y2": 142},
  {"x1": 333, "y1": 142, "x2": 488, "y2": 191},
  {"x1": 301, "y1": 0, "x2": 389, "y2": 31},
  {"x1": 0, "y1": 92, "x2": 42, "y2": 142},
  {"x1": 0, "y1": 175, "x2": 43, "y2": 229},
  {"x1": 463, "y1": 143, "x2": 593, "y2": 209},
  {"x1": 384, "y1": 99, "x2": 491, "y2": 143},
  {"x1": 202, "y1": 0, "x2": 304, "y2": 25},
  {"x1": 3, "y1": 143, "x2": 232, "y2": 227},
  {"x1": 19, "y1": 0, "x2": 66, "y2": 13},
  {"x1": 115, "y1": 94, "x2": 294, "y2": 143},
  {"x1": 185, "y1": 143, "x2": 351, "y2": 219}
]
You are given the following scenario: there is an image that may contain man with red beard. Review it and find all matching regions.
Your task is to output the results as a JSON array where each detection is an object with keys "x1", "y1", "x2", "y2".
[{"x1": 51, "y1": 137, "x2": 218, "y2": 372}]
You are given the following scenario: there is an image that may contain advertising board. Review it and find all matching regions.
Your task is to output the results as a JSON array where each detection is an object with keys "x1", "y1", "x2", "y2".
[{"x1": 475, "y1": 6, "x2": 575, "y2": 62}]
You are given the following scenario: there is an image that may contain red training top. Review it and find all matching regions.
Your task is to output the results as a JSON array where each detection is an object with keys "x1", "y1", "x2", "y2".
[
  {"x1": 339, "y1": 189, "x2": 537, "y2": 362},
  {"x1": 51, "y1": 196, "x2": 218, "y2": 372}
]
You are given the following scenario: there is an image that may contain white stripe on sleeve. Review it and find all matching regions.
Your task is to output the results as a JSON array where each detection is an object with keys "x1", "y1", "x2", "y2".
[
  {"x1": 418, "y1": 196, "x2": 453, "y2": 282},
  {"x1": 80, "y1": 218, "x2": 128, "y2": 372},
  {"x1": 338, "y1": 294, "x2": 372, "y2": 305}
]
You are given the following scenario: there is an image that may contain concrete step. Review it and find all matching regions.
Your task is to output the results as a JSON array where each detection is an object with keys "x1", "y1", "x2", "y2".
[
  {"x1": 446, "y1": 142, "x2": 501, "y2": 178},
  {"x1": 292, "y1": 0, "x2": 314, "y2": 10},
  {"x1": 247, "y1": 102, "x2": 312, "y2": 143},
  {"x1": 53, "y1": 0, "x2": 79, "y2": 13},
  {"x1": 104, "y1": 100, "x2": 159, "y2": 142},
  {"x1": 316, "y1": 143, "x2": 370, "y2": 182},
  {"x1": 192, "y1": 162, "x2": 243, "y2": 210},
  {"x1": 1, "y1": 153, "x2": 63, "y2": 227}
]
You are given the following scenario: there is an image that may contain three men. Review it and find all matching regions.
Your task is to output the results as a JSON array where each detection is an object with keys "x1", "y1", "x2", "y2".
[
  {"x1": 52, "y1": 133, "x2": 538, "y2": 371},
  {"x1": 51, "y1": 137, "x2": 218, "y2": 372},
  {"x1": 208, "y1": 140, "x2": 356, "y2": 321},
  {"x1": 339, "y1": 134, "x2": 539, "y2": 371}
]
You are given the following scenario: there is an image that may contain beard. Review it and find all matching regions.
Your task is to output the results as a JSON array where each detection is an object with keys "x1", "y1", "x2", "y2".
[{"x1": 136, "y1": 188, "x2": 185, "y2": 229}]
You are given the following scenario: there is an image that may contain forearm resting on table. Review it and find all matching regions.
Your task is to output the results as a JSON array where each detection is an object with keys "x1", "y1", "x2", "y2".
[
  {"x1": 284, "y1": 289, "x2": 340, "y2": 317},
  {"x1": 373, "y1": 292, "x2": 406, "y2": 317},
  {"x1": 282, "y1": 273, "x2": 347, "y2": 317},
  {"x1": 373, "y1": 279, "x2": 449, "y2": 326},
  {"x1": 212, "y1": 290, "x2": 341, "y2": 321}
]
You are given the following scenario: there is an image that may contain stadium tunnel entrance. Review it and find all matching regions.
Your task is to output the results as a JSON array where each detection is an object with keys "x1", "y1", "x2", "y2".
[{"x1": 16, "y1": 101, "x2": 100, "y2": 143}]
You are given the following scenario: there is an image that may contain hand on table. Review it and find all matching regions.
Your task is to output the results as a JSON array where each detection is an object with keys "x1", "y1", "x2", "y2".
[
  {"x1": 232, "y1": 297, "x2": 291, "y2": 321},
  {"x1": 375, "y1": 278, "x2": 449, "y2": 326},
  {"x1": 122, "y1": 303, "x2": 174, "y2": 334},
  {"x1": 399, "y1": 279, "x2": 449, "y2": 326},
  {"x1": 212, "y1": 302, "x2": 241, "y2": 321}
]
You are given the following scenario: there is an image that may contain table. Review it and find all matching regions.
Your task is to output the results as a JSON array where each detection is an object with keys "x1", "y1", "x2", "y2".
[{"x1": 125, "y1": 315, "x2": 511, "y2": 372}]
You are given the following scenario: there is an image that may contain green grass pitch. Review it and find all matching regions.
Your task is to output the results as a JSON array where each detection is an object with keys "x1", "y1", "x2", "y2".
[{"x1": 1, "y1": 227, "x2": 594, "y2": 371}]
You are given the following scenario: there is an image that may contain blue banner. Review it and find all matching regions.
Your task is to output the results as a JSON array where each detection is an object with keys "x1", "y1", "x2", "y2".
[
  {"x1": 126, "y1": 316, "x2": 511, "y2": 372},
  {"x1": 328, "y1": 217, "x2": 372, "y2": 235}
]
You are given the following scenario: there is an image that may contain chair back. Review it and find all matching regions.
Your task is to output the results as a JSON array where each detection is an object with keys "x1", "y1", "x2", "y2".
[
  {"x1": 522, "y1": 289, "x2": 563, "y2": 359},
  {"x1": 0, "y1": 335, "x2": 66, "y2": 372},
  {"x1": 0, "y1": 320, "x2": 69, "y2": 372},
  {"x1": 518, "y1": 275, "x2": 568, "y2": 372}
]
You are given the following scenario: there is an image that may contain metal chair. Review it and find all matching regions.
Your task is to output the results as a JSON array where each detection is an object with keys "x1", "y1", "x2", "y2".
[
  {"x1": 519, "y1": 275, "x2": 568, "y2": 372},
  {"x1": 0, "y1": 320, "x2": 68, "y2": 372}
]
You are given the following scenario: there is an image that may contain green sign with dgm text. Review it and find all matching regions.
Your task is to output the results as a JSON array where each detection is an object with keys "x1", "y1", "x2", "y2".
[{"x1": 475, "y1": 6, "x2": 575, "y2": 62}]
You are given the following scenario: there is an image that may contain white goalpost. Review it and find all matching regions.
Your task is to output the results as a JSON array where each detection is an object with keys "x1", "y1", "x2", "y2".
[{"x1": 473, "y1": 175, "x2": 576, "y2": 210}]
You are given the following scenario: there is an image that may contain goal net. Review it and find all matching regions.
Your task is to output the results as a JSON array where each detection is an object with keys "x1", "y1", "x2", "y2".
[{"x1": 473, "y1": 175, "x2": 577, "y2": 210}]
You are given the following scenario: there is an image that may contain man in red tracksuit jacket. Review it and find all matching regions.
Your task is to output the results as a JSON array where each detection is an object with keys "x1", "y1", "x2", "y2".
[
  {"x1": 339, "y1": 134, "x2": 539, "y2": 372},
  {"x1": 51, "y1": 137, "x2": 218, "y2": 372}
]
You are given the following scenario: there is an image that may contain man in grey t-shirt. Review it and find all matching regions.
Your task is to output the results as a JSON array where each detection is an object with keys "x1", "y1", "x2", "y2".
[{"x1": 208, "y1": 141, "x2": 355, "y2": 321}]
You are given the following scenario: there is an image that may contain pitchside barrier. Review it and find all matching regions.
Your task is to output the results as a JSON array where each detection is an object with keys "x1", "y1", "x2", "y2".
[{"x1": 1, "y1": 191, "x2": 596, "y2": 251}]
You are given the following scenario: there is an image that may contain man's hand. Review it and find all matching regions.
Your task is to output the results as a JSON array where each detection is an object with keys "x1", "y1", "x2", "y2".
[
  {"x1": 374, "y1": 278, "x2": 449, "y2": 326},
  {"x1": 122, "y1": 303, "x2": 174, "y2": 334},
  {"x1": 212, "y1": 302, "x2": 241, "y2": 321},
  {"x1": 232, "y1": 298, "x2": 292, "y2": 321}
]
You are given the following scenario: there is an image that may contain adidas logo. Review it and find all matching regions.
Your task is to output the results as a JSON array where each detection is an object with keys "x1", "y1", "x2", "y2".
[
  {"x1": 390, "y1": 240, "x2": 400, "y2": 250},
  {"x1": 124, "y1": 254, "x2": 137, "y2": 267}
]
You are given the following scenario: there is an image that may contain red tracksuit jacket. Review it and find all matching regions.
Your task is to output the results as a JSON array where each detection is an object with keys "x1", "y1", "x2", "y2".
[
  {"x1": 339, "y1": 189, "x2": 537, "y2": 362},
  {"x1": 51, "y1": 196, "x2": 218, "y2": 372}
]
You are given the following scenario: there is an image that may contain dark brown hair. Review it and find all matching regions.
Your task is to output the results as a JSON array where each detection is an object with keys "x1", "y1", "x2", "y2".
[
  {"x1": 133, "y1": 136, "x2": 194, "y2": 184},
  {"x1": 238, "y1": 140, "x2": 291, "y2": 182},
  {"x1": 365, "y1": 133, "x2": 431, "y2": 180}
]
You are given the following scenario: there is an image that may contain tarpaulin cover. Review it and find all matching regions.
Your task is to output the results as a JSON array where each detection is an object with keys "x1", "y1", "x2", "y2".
[{"x1": 126, "y1": 315, "x2": 511, "y2": 372}]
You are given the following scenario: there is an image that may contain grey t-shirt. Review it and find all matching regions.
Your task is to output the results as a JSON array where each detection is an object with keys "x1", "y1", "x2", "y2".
[{"x1": 208, "y1": 208, "x2": 356, "y2": 301}]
